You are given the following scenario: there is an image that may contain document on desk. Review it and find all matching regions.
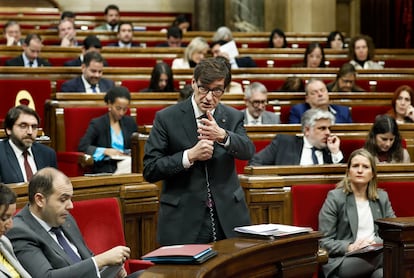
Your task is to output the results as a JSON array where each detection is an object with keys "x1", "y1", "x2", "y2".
[{"x1": 234, "y1": 223, "x2": 313, "y2": 239}]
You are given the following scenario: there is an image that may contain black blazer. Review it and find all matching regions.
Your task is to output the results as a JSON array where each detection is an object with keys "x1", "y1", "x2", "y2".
[
  {"x1": 60, "y1": 76, "x2": 115, "y2": 93},
  {"x1": 5, "y1": 54, "x2": 51, "y2": 67},
  {"x1": 78, "y1": 113, "x2": 138, "y2": 173},
  {"x1": 63, "y1": 57, "x2": 109, "y2": 67},
  {"x1": 106, "y1": 42, "x2": 140, "y2": 47},
  {"x1": 235, "y1": 56, "x2": 257, "y2": 67},
  {"x1": 0, "y1": 140, "x2": 57, "y2": 184},
  {"x1": 249, "y1": 134, "x2": 335, "y2": 166}
]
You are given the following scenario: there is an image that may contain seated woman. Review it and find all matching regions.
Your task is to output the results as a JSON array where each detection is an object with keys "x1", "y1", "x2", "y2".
[
  {"x1": 319, "y1": 148, "x2": 395, "y2": 278},
  {"x1": 78, "y1": 86, "x2": 138, "y2": 174},
  {"x1": 364, "y1": 114, "x2": 410, "y2": 163},
  {"x1": 326, "y1": 30, "x2": 345, "y2": 50},
  {"x1": 268, "y1": 28, "x2": 288, "y2": 48},
  {"x1": 0, "y1": 184, "x2": 31, "y2": 278},
  {"x1": 140, "y1": 62, "x2": 177, "y2": 92},
  {"x1": 348, "y1": 34, "x2": 383, "y2": 69},
  {"x1": 326, "y1": 63, "x2": 365, "y2": 92},
  {"x1": 293, "y1": 42, "x2": 326, "y2": 68},
  {"x1": 386, "y1": 85, "x2": 414, "y2": 124},
  {"x1": 171, "y1": 36, "x2": 209, "y2": 69}
]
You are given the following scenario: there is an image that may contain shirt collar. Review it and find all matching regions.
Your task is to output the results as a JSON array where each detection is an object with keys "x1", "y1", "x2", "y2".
[
  {"x1": 81, "y1": 75, "x2": 99, "y2": 93},
  {"x1": 245, "y1": 109, "x2": 262, "y2": 125},
  {"x1": 22, "y1": 53, "x2": 37, "y2": 67},
  {"x1": 8, "y1": 139, "x2": 32, "y2": 158}
]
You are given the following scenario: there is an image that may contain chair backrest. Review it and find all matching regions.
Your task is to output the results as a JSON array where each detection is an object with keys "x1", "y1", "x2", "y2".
[
  {"x1": 70, "y1": 198, "x2": 126, "y2": 254},
  {"x1": 136, "y1": 106, "x2": 167, "y2": 126},
  {"x1": 340, "y1": 138, "x2": 367, "y2": 162},
  {"x1": 351, "y1": 105, "x2": 391, "y2": 123},
  {"x1": 236, "y1": 139, "x2": 270, "y2": 174},
  {"x1": 291, "y1": 184, "x2": 336, "y2": 231},
  {"x1": 63, "y1": 107, "x2": 108, "y2": 151},
  {"x1": 378, "y1": 181, "x2": 414, "y2": 217},
  {"x1": 280, "y1": 105, "x2": 291, "y2": 124}
]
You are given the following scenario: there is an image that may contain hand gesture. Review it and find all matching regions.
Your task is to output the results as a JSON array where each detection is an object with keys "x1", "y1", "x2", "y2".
[
  {"x1": 326, "y1": 135, "x2": 340, "y2": 154},
  {"x1": 94, "y1": 245, "x2": 131, "y2": 268},
  {"x1": 406, "y1": 105, "x2": 414, "y2": 121},
  {"x1": 187, "y1": 139, "x2": 214, "y2": 162},
  {"x1": 197, "y1": 111, "x2": 227, "y2": 143}
]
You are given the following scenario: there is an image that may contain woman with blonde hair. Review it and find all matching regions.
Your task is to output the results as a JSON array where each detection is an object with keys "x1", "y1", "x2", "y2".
[
  {"x1": 172, "y1": 36, "x2": 209, "y2": 69},
  {"x1": 319, "y1": 148, "x2": 395, "y2": 278}
]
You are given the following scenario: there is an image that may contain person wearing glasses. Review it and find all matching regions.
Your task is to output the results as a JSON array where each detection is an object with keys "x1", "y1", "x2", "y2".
[
  {"x1": 143, "y1": 57, "x2": 255, "y2": 246},
  {"x1": 0, "y1": 105, "x2": 57, "y2": 184},
  {"x1": 243, "y1": 82, "x2": 280, "y2": 125}
]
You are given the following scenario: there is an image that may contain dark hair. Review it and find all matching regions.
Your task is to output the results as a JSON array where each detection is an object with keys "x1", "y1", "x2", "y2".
[
  {"x1": 210, "y1": 39, "x2": 228, "y2": 49},
  {"x1": 61, "y1": 11, "x2": 76, "y2": 20},
  {"x1": 83, "y1": 35, "x2": 102, "y2": 50},
  {"x1": 24, "y1": 33, "x2": 42, "y2": 45},
  {"x1": 268, "y1": 28, "x2": 288, "y2": 48},
  {"x1": 303, "y1": 42, "x2": 326, "y2": 68},
  {"x1": 167, "y1": 26, "x2": 183, "y2": 39},
  {"x1": 104, "y1": 4, "x2": 119, "y2": 14},
  {"x1": 104, "y1": 86, "x2": 131, "y2": 104},
  {"x1": 179, "y1": 84, "x2": 193, "y2": 101},
  {"x1": 348, "y1": 34, "x2": 376, "y2": 61},
  {"x1": 117, "y1": 21, "x2": 133, "y2": 33},
  {"x1": 388, "y1": 85, "x2": 414, "y2": 121},
  {"x1": 28, "y1": 168, "x2": 57, "y2": 203},
  {"x1": 83, "y1": 51, "x2": 104, "y2": 66},
  {"x1": 279, "y1": 76, "x2": 305, "y2": 92},
  {"x1": 4, "y1": 105, "x2": 40, "y2": 133},
  {"x1": 0, "y1": 184, "x2": 17, "y2": 219},
  {"x1": 194, "y1": 57, "x2": 231, "y2": 89},
  {"x1": 172, "y1": 14, "x2": 190, "y2": 31},
  {"x1": 326, "y1": 31, "x2": 345, "y2": 48},
  {"x1": 364, "y1": 114, "x2": 405, "y2": 162},
  {"x1": 4, "y1": 21, "x2": 20, "y2": 32},
  {"x1": 148, "y1": 62, "x2": 175, "y2": 92}
]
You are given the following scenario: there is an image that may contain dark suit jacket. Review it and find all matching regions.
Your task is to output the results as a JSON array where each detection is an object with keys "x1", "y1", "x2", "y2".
[
  {"x1": 249, "y1": 134, "x2": 336, "y2": 166},
  {"x1": 4, "y1": 54, "x2": 51, "y2": 67},
  {"x1": 235, "y1": 56, "x2": 257, "y2": 67},
  {"x1": 6, "y1": 205, "x2": 97, "y2": 278},
  {"x1": 78, "y1": 113, "x2": 137, "y2": 173},
  {"x1": 60, "y1": 76, "x2": 115, "y2": 93},
  {"x1": 63, "y1": 57, "x2": 109, "y2": 67},
  {"x1": 0, "y1": 140, "x2": 57, "y2": 184},
  {"x1": 289, "y1": 103, "x2": 352, "y2": 124},
  {"x1": 319, "y1": 188, "x2": 395, "y2": 277},
  {"x1": 106, "y1": 42, "x2": 140, "y2": 47},
  {"x1": 143, "y1": 99, "x2": 255, "y2": 245}
]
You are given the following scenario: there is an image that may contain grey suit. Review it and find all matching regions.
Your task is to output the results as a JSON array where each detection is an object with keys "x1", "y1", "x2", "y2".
[
  {"x1": 143, "y1": 98, "x2": 255, "y2": 245},
  {"x1": 6, "y1": 205, "x2": 98, "y2": 278},
  {"x1": 242, "y1": 110, "x2": 280, "y2": 125},
  {"x1": 318, "y1": 188, "x2": 395, "y2": 277},
  {"x1": 0, "y1": 236, "x2": 31, "y2": 278}
]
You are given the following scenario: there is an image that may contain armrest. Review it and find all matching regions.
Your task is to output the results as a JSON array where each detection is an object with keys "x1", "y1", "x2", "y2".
[
  {"x1": 125, "y1": 259, "x2": 154, "y2": 273},
  {"x1": 57, "y1": 152, "x2": 94, "y2": 177},
  {"x1": 317, "y1": 247, "x2": 328, "y2": 264}
]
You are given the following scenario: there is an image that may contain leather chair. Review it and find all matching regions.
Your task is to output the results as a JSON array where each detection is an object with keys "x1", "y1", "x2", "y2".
[{"x1": 70, "y1": 197, "x2": 154, "y2": 274}]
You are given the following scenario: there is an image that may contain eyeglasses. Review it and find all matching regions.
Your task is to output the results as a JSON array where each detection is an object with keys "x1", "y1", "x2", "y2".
[
  {"x1": 249, "y1": 100, "x2": 268, "y2": 107},
  {"x1": 15, "y1": 123, "x2": 38, "y2": 131},
  {"x1": 196, "y1": 84, "x2": 225, "y2": 97}
]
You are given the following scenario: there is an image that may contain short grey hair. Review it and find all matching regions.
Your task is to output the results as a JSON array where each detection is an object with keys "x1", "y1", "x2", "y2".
[
  {"x1": 301, "y1": 108, "x2": 335, "y2": 132},
  {"x1": 305, "y1": 78, "x2": 326, "y2": 95},
  {"x1": 212, "y1": 26, "x2": 233, "y2": 42},
  {"x1": 244, "y1": 82, "x2": 268, "y2": 99}
]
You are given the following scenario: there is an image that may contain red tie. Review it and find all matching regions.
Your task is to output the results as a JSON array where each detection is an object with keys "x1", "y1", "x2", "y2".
[{"x1": 23, "y1": 150, "x2": 33, "y2": 181}]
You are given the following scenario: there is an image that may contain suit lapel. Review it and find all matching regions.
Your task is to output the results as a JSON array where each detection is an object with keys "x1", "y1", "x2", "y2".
[
  {"x1": 346, "y1": 194, "x2": 358, "y2": 239},
  {"x1": 0, "y1": 238, "x2": 28, "y2": 277},
  {"x1": 61, "y1": 217, "x2": 91, "y2": 259},
  {"x1": 213, "y1": 104, "x2": 229, "y2": 130},
  {"x1": 180, "y1": 99, "x2": 199, "y2": 144},
  {"x1": 3, "y1": 141, "x2": 24, "y2": 182}
]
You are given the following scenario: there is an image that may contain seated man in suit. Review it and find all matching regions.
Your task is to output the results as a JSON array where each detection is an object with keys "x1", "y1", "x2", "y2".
[
  {"x1": 64, "y1": 35, "x2": 108, "y2": 67},
  {"x1": 107, "y1": 21, "x2": 139, "y2": 48},
  {"x1": 243, "y1": 82, "x2": 280, "y2": 125},
  {"x1": 289, "y1": 78, "x2": 352, "y2": 124},
  {"x1": 7, "y1": 167, "x2": 137, "y2": 278},
  {"x1": 0, "y1": 105, "x2": 57, "y2": 184},
  {"x1": 156, "y1": 26, "x2": 183, "y2": 47},
  {"x1": 61, "y1": 51, "x2": 114, "y2": 93},
  {"x1": 58, "y1": 19, "x2": 78, "y2": 47},
  {"x1": 94, "y1": 4, "x2": 120, "y2": 31},
  {"x1": 249, "y1": 108, "x2": 344, "y2": 166},
  {"x1": 63, "y1": 35, "x2": 108, "y2": 67},
  {"x1": 5, "y1": 33, "x2": 51, "y2": 67},
  {"x1": 210, "y1": 40, "x2": 257, "y2": 68},
  {"x1": 3, "y1": 21, "x2": 23, "y2": 46}
]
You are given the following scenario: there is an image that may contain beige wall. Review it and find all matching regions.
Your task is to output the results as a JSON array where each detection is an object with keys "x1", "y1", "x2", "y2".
[
  {"x1": 288, "y1": 0, "x2": 335, "y2": 32},
  {"x1": 56, "y1": 0, "x2": 193, "y2": 13}
]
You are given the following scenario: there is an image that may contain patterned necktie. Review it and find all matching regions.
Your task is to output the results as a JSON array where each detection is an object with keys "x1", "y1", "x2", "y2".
[
  {"x1": 50, "y1": 227, "x2": 81, "y2": 263},
  {"x1": 311, "y1": 147, "x2": 319, "y2": 165},
  {"x1": 23, "y1": 150, "x2": 33, "y2": 181}
]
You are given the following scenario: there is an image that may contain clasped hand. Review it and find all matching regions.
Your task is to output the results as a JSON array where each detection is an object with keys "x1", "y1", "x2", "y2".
[
  {"x1": 348, "y1": 238, "x2": 375, "y2": 252},
  {"x1": 326, "y1": 135, "x2": 341, "y2": 154}
]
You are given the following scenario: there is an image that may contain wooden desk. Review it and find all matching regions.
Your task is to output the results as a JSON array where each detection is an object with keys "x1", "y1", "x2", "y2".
[
  {"x1": 376, "y1": 217, "x2": 414, "y2": 278},
  {"x1": 141, "y1": 232, "x2": 321, "y2": 278},
  {"x1": 9, "y1": 173, "x2": 159, "y2": 258}
]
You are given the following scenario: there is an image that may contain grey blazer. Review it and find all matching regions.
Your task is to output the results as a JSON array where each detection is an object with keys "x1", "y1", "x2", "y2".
[
  {"x1": 0, "y1": 236, "x2": 31, "y2": 278},
  {"x1": 6, "y1": 205, "x2": 98, "y2": 278},
  {"x1": 242, "y1": 110, "x2": 280, "y2": 125},
  {"x1": 318, "y1": 188, "x2": 395, "y2": 277}
]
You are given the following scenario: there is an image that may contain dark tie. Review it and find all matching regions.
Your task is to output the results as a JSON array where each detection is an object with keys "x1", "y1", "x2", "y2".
[
  {"x1": 50, "y1": 227, "x2": 81, "y2": 263},
  {"x1": 90, "y1": 84, "x2": 97, "y2": 93},
  {"x1": 311, "y1": 147, "x2": 319, "y2": 165},
  {"x1": 22, "y1": 150, "x2": 33, "y2": 181},
  {"x1": 28, "y1": 61, "x2": 33, "y2": 67}
]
